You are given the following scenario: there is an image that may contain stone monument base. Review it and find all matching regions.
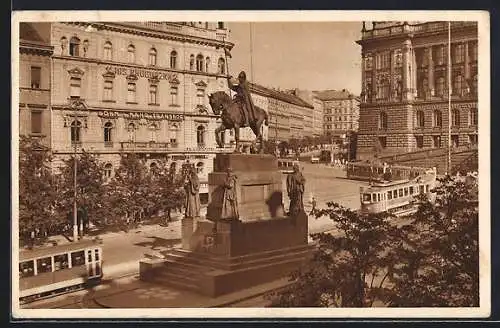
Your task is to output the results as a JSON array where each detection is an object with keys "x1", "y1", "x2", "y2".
[{"x1": 140, "y1": 212, "x2": 313, "y2": 297}]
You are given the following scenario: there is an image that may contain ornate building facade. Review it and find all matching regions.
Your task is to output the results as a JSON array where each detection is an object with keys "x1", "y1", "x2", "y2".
[
  {"x1": 356, "y1": 21, "x2": 478, "y2": 160},
  {"x1": 19, "y1": 23, "x2": 53, "y2": 147},
  {"x1": 48, "y1": 21, "x2": 233, "y2": 199},
  {"x1": 313, "y1": 89, "x2": 360, "y2": 138}
]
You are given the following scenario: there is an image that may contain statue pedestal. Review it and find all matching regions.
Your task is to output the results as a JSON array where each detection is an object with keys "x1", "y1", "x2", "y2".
[{"x1": 140, "y1": 154, "x2": 313, "y2": 298}]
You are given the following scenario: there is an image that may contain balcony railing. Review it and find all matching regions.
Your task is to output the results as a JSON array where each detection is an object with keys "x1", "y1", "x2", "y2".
[
  {"x1": 120, "y1": 141, "x2": 170, "y2": 151},
  {"x1": 362, "y1": 21, "x2": 477, "y2": 39},
  {"x1": 120, "y1": 22, "x2": 229, "y2": 42}
]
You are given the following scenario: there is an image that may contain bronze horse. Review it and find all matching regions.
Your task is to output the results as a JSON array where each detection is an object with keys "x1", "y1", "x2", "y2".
[{"x1": 208, "y1": 91, "x2": 268, "y2": 153}]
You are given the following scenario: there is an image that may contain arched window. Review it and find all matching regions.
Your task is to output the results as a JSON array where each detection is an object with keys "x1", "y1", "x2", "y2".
[
  {"x1": 69, "y1": 37, "x2": 80, "y2": 56},
  {"x1": 453, "y1": 75, "x2": 464, "y2": 96},
  {"x1": 169, "y1": 124, "x2": 178, "y2": 146},
  {"x1": 127, "y1": 123, "x2": 136, "y2": 142},
  {"x1": 103, "y1": 41, "x2": 112, "y2": 60},
  {"x1": 196, "y1": 54, "x2": 204, "y2": 72},
  {"x1": 104, "y1": 163, "x2": 113, "y2": 179},
  {"x1": 70, "y1": 120, "x2": 82, "y2": 144},
  {"x1": 170, "y1": 50, "x2": 177, "y2": 68},
  {"x1": 378, "y1": 112, "x2": 388, "y2": 130},
  {"x1": 205, "y1": 57, "x2": 210, "y2": 73},
  {"x1": 196, "y1": 162, "x2": 204, "y2": 174},
  {"x1": 452, "y1": 109, "x2": 461, "y2": 127},
  {"x1": 218, "y1": 58, "x2": 225, "y2": 74},
  {"x1": 127, "y1": 82, "x2": 136, "y2": 103},
  {"x1": 469, "y1": 108, "x2": 477, "y2": 126},
  {"x1": 149, "y1": 48, "x2": 157, "y2": 66},
  {"x1": 196, "y1": 126, "x2": 205, "y2": 146},
  {"x1": 189, "y1": 54, "x2": 195, "y2": 70},
  {"x1": 149, "y1": 85, "x2": 158, "y2": 104},
  {"x1": 104, "y1": 122, "x2": 113, "y2": 144},
  {"x1": 416, "y1": 110, "x2": 425, "y2": 128},
  {"x1": 436, "y1": 77, "x2": 445, "y2": 97},
  {"x1": 127, "y1": 44, "x2": 135, "y2": 63},
  {"x1": 433, "y1": 110, "x2": 442, "y2": 127}
]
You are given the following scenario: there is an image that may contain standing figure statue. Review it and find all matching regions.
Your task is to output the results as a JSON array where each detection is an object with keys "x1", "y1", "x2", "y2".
[
  {"x1": 220, "y1": 168, "x2": 239, "y2": 220},
  {"x1": 287, "y1": 163, "x2": 306, "y2": 217},
  {"x1": 184, "y1": 166, "x2": 201, "y2": 219},
  {"x1": 227, "y1": 71, "x2": 258, "y2": 128}
]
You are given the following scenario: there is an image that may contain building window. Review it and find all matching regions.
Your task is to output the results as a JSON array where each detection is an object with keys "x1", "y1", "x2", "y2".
[
  {"x1": 376, "y1": 79, "x2": 390, "y2": 100},
  {"x1": 60, "y1": 36, "x2": 68, "y2": 55},
  {"x1": 453, "y1": 75, "x2": 465, "y2": 96},
  {"x1": 169, "y1": 124, "x2": 178, "y2": 146},
  {"x1": 378, "y1": 136, "x2": 387, "y2": 148},
  {"x1": 171, "y1": 85, "x2": 178, "y2": 105},
  {"x1": 376, "y1": 51, "x2": 390, "y2": 70},
  {"x1": 197, "y1": 125, "x2": 205, "y2": 146},
  {"x1": 453, "y1": 43, "x2": 465, "y2": 64},
  {"x1": 127, "y1": 83, "x2": 136, "y2": 103},
  {"x1": 196, "y1": 54, "x2": 204, "y2": 72},
  {"x1": 432, "y1": 135, "x2": 442, "y2": 148},
  {"x1": 103, "y1": 80, "x2": 113, "y2": 101},
  {"x1": 379, "y1": 112, "x2": 388, "y2": 130},
  {"x1": 433, "y1": 110, "x2": 443, "y2": 127},
  {"x1": 170, "y1": 51, "x2": 177, "y2": 68},
  {"x1": 205, "y1": 57, "x2": 210, "y2": 73},
  {"x1": 468, "y1": 134, "x2": 478, "y2": 145},
  {"x1": 196, "y1": 88, "x2": 205, "y2": 105},
  {"x1": 451, "y1": 135, "x2": 459, "y2": 147},
  {"x1": 469, "y1": 108, "x2": 478, "y2": 126},
  {"x1": 218, "y1": 22, "x2": 225, "y2": 29},
  {"x1": 70, "y1": 120, "x2": 82, "y2": 144},
  {"x1": 103, "y1": 122, "x2": 113, "y2": 144},
  {"x1": 69, "y1": 37, "x2": 80, "y2": 56},
  {"x1": 103, "y1": 41, "x2": 112, "y2": 60},
  {"x1": 418, "y1": 77, "x2": 428, "y2": 98},
  {"x1": 364, "y1": 55, "x2": 373, "y2": 71},
  {"x1": 452, "y1": 109, "x2": 460, "y2": 127},
  {"x1": 415, "y1": 135, "x2": 424, "y2": 148},
  {"x1": 436, "y1": 77, "x2": 445, "y2": 97},
  {"x1": 30, "y1": 66, "x2": 41, "y2": 89},
  {"x1": 472, "y1": 75, "x2": 478, "y2": 95},
  {"x1": 127, "y1": 44, "x2": 135, "y2": 63},
  {"x1": 196, "y1": 162, "x2": 204, "y2": 174},
  {"x1": 104, "y1": 163, "x2": 113, "y2": 179},
  {"x1": 470, "y1": 42, "x2": 478, "y2": 62},
  {"x1": 149, "y1": 123, "x2": 157, "y2": 142},
  {"x1": 127, "y1": 123, "x2": 136, "y2": 142},
  {"x1": 435, "y1": 45, "x2": 446, "y2": 65},
  {"x1": 70, "y1": 77, "x2": 81, "y2": 98},
  {"x1": 416, "y1": 110, "x2": 425, "y2": 128},
  {"x1": 149, "y1": 85, "x2": 158, "y2": 104},
  {"x1": 149, "y1": 48, "x2": 157, "y2": 66},
  {"x1": 31, "y1": 111, "x2": 42, "y2": 134},
  {"x1": 82, "y1": 39, "x2": 89, "y2": 57},
  {"x1": 218, "y1": 58, "x2": 225, "y2": 74},
  {"x1": 189, "y1": 55, "x2": 195, "y2": 70}
]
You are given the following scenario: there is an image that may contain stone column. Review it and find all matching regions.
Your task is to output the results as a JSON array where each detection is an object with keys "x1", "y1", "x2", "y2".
[
  {"x1": 389, "y1": 50, "x2": 395, "y2": 101},
  {"x1": 427, "y1": 46, "x2": 435, "y2": 97},
  {"x1": 402, "y1": 40, "x2": 412, "y2": 101},
  {"x1": 464, "y1": 41, "x2": 470, "y2": 82},
  {"x1": 361, "y1": 52, "x2": 366, "y2": 101},
  {"x1": 371, "y1": 52, "x2": 377, "y2": 101}
]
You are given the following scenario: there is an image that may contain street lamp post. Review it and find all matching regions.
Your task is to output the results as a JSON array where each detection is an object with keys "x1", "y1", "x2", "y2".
[{"x1": 72, "y1": 112, "x2": 78, "y2": 241}]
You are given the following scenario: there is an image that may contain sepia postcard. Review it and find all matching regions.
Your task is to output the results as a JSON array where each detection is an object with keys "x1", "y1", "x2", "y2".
[{"x1": 11, "y1": 10, "x2": 490, "y2": 319}]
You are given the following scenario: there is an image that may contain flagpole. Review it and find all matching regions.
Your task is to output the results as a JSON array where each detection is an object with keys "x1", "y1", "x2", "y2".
[
  {"x1": 249, "y1": 22, "x2": 254, "y2": 82},
  {"x1": 447, "y1": 21, "x2": 452, "y2": 175},
  {"x1": 222, "y1": 36, "x2": 232, "y2": 98}
]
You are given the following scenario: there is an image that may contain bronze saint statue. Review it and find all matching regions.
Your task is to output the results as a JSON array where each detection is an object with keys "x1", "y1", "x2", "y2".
[
  {"x1": 286, "y1": 163, "x2": 306, "y2": 217},
  {"x1": 184, "y1": 166, "x2": 201, "y2": 219},
  {"x1": 220, "y1": 168, "x2": 239, "y2": 220},
  {"x1": 208, "y1": 70, "x2": 269, "y2": 153}
]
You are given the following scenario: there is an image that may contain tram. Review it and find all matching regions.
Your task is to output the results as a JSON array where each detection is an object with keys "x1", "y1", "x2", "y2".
[
  {"x1": 19, "y1": 240, "x2": 103, "y2": 304},
  {"x1": 277, "y1": 158, "x2": 299, "y2": 174},
  {"x1": 359, "y1": 169, "x2": 437, "y2": 215}
]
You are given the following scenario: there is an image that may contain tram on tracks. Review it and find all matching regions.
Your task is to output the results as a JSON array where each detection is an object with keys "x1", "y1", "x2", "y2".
[
  {"x1": 359, "y1": 169, "x2": 437, "y2": 216},
  {"x1": 19, "y1": 240, "x2": 103, "y2": 304},
  {"x1": 277, "y1": 158, "x2": 299, "y2": 174}
]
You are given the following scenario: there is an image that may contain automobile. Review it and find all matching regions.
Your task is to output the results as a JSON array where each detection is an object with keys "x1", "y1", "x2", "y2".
[{"x1": 310, "y1": 156, "x2": 320, "y2": 164}]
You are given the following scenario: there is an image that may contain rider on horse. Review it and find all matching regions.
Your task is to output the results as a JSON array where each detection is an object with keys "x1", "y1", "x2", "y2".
[{"x1": 227, "y1": 71, "x2": 258, "y2": 128}]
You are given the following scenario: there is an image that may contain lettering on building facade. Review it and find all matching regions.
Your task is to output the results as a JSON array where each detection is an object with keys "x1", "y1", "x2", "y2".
[
  {"x1": 98, "y1": 110, "x2": 184, "y2": 121},
  {"x1": 104, "y1": 65, "x2": 178, "y2": 82}
]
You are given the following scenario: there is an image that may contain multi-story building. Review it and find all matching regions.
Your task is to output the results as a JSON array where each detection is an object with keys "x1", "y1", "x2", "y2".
[
  {"x1": 47, "y1": 21, "x2": 233, "y2": 201},
  {"x1": 356, "y1": 21, "x2": 478, "y2": 160},
  {"x1": 19, "y1": 23, "x2": 53, "y2": 147},
  {"x1": 314, "y1": 89, "x2": 360, "y2": 138},
  {"x1": 288, "y1": 89, "x2": 323, "y2": 138}
]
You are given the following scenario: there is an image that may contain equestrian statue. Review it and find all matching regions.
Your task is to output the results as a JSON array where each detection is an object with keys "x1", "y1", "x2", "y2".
[{"x1": 208, "y1": 71, "x2": 268, "y2": 153}]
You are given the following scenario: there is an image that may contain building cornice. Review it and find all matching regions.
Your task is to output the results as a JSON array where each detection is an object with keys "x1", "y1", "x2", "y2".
[{"x1": 20, "y1": 40, "x2": 54, "y2": 56}]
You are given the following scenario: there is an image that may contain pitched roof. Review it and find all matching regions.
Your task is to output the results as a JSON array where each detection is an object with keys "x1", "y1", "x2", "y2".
[
  {"x1": 249, "y1": 83, "x2": 314, "y2": 109},
  {"x1": 313, "y1": 89, "x2": 356, "y2": 101}
]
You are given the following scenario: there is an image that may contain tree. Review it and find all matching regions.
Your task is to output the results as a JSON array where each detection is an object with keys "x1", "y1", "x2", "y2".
[
  {"x1": 268, "y1": 203, "x2": 398, "y2": 307},
  {"x1": 149, "y1": 160, "x2": 185, "y2": 223},
  {"x1": 55, "y1": 150, "x2": 109, "y2": 233},
  {"x1": 262, "y1": 139, "x2": 277, "y2": 156},
  {"x1": 19, "y1": 136, "x2": 58, "y2": 246},
  {"x1": 386, "y1": 175, "x2": 479, "y2": 307}
]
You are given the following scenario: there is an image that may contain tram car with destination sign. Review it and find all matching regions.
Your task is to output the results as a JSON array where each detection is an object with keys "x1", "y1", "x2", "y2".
[
  {"x1": 359, "y1": 169, "x2": 437, "y2": 216},
  {"x1": 19, "y1": 240, "x2": 102, "y2": 304}
]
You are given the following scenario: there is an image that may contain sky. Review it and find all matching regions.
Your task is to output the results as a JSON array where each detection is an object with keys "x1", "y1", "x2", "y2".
[{"x1": 226, "y1": 22, "x2": 362, "y2": 94}]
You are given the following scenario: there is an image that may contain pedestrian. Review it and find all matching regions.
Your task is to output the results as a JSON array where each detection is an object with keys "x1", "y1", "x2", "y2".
[{"x1": 310, "y1": 197, "x2": 317, "y2": 217}]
